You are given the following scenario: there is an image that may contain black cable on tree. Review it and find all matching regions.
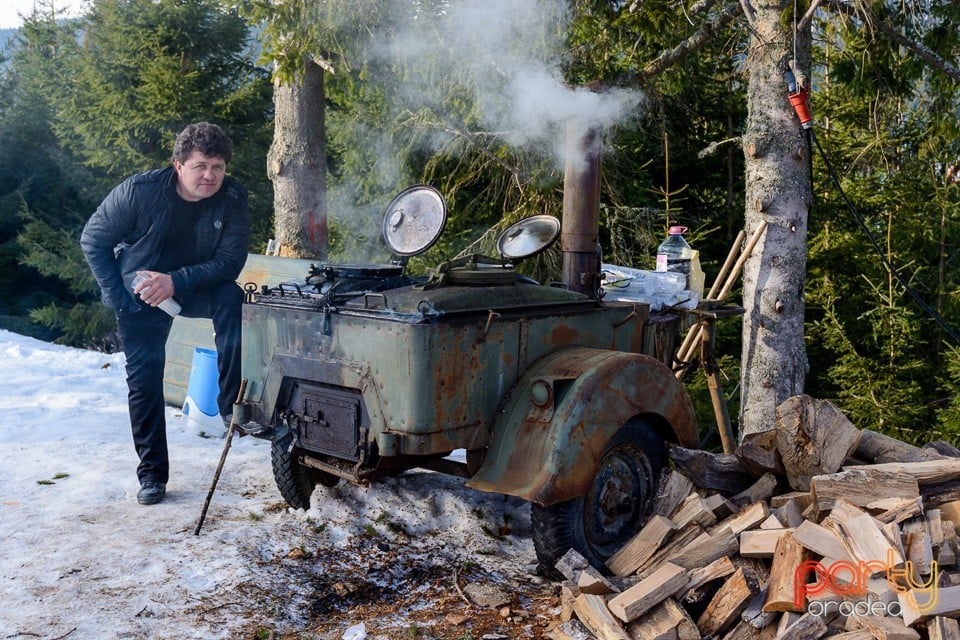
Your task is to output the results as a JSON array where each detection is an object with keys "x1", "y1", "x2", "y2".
[
  {"x1": 784, "y1": 53, "x2": 960, "y2": 345},
  {"x1": 809, "y1": 131, "x2": 960, "y2": 345}
]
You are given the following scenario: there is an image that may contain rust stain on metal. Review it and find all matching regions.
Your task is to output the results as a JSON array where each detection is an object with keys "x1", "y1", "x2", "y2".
[
  {"x1": 430, "y1": 326, "x2": 483, "y2": 425},
  {"x1": 468, "y1": 348, "x2": 696, "y2": 505},
  {"x1": 548, "y1": 324, "x2": 580, "y2": 346}
]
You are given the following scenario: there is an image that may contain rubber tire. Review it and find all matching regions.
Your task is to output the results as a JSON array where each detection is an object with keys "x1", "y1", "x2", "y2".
[
  {"x1": 270, "y1": 435, "x2": 338, "y2": 510},
  {"x1": 531, "y1": 418, "x2": 666, "y2": 574}
]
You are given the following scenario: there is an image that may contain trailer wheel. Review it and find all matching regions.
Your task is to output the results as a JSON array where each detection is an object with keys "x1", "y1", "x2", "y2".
[
  {"x1": 531, "y1": 419, "x2": 666, "y2": 575},
  {"x1": 271, "y1": 435, "x2": 338, "y2": 510}
]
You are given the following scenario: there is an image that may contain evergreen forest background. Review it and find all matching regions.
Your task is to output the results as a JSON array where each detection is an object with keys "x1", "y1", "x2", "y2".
[{"x1": 1, "y1": 0, "x2": 958, "y2": 447}]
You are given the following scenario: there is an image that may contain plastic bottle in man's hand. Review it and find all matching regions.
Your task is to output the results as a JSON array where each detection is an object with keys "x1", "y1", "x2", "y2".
[{"x1": 132, "y1": 273, "x2": 181, "y2": 317}]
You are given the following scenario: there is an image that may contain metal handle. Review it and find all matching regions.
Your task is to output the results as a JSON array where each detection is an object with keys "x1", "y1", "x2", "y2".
[
  {"x1": 478, "y1": 310, "x2": 501, "y2": 343},
  {"x1": 613, "y1": 304, "x2": 639, "y2": 328},
  {"x1": 276, "y1": 281, "x2": 304, "y2": 298},
  {"x1": 363, "y1": 293, "x2": 388, "y2": 310}
]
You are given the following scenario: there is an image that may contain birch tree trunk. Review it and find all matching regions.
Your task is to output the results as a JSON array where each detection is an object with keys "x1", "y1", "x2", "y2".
[
  {"x1": 267, "y1": 56, "x2": 327, "y2": 260},
  {"x1": 739, "y1": 0, "x2": 811, "y2": 439}
]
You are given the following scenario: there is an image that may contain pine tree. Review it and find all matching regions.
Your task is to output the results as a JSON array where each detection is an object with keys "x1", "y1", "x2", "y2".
[
  {"x1": 1, "y1": 0, "x2": 273, "y2": 348},
  {"x1": 0, "y1": 12, "x2": 105, "y2": 342},
  {"x1": 805, "y1": 7, "x2": 960, "y2": 440}
]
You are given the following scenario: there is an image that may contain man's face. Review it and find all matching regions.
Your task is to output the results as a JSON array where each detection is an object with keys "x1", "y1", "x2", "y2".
[{"x1": 173, "y1": 150, "x2": 227, "y2": 202}]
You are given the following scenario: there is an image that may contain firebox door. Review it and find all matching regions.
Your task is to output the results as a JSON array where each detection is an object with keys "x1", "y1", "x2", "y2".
[{"x1": 283, "y1": 382, "x2": 363, "y2": 462}]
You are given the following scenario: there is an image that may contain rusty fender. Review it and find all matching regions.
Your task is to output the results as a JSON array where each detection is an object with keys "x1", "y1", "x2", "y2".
[{"x1": 466, "y1": 347, "x2": 697, "y2": 507}]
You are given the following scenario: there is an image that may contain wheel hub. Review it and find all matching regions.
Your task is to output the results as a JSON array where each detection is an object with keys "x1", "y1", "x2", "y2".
[{"x1": 583, "y1": 444, "x2": 654, "y2": 557}]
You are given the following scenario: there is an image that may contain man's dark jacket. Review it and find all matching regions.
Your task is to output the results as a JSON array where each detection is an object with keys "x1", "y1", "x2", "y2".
[{"x1": 81, "y1": 166, "x2": 250, "y2": 313}]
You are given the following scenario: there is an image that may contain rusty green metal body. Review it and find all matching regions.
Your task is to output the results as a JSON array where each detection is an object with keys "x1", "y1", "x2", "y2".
[
  {"x1": 240, "y1": 278, "x2": 696, "y2": 506},
  {"x1": 238, "y1": 187, "x2": 698, "y2": 569}
]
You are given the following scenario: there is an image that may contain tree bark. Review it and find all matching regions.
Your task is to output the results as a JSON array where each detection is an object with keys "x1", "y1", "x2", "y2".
[
  {"x1": 267, "y1": 56, "x2": 327, "y2": 260},
  {"x1": 738, "y1": 0, "x2": 811, "y2": 440}
]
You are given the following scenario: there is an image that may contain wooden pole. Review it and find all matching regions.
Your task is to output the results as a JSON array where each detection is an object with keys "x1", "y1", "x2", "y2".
[
  {"x1": 706, "y1": 230, "x2": 747, "y2": 301},
  {"x1": 675, "y1": 222, "x2": 767, "y2": 376},
  {"x1": 675, "y1": 229, "x2": 745, "y2": 365},
  {"x1": 702, "y1": 316, "x2": 736, "y2": 453},
  {"x1": 714, "y1": 220, "x2": 768, "y2": 301}
]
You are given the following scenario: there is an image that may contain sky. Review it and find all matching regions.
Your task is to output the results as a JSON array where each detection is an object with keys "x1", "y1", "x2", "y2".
[
  {"x1": 0, "y1": 0, "x2": 87, "y2": 29},
  {"x1": 0, "y1": 329, "x2": 546, "y2": 639}
]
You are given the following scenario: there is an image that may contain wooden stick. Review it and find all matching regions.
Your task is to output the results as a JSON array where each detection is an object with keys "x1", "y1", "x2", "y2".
[
  {"x1": 717, "y1": 220, "x2": 767, "y2": 301},
  {"x1": 676, "y1": 229, "x2": 745, "y2": 361},
  {"x1": 675, "y1": 221, "x2": 767, "y2": 374},
  {"x1": 194, "y1": 378, "x2": 248, "y2": 536}
]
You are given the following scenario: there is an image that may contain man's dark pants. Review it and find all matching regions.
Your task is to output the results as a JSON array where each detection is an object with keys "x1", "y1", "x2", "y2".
[{"x1": 116, "y1": 282, "x2": 244, "y2": 485}]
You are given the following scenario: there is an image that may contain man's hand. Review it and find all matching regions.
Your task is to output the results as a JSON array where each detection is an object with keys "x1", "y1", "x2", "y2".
[{"x1": 133, "y1": 271, "x2": 176, "y2": 307}]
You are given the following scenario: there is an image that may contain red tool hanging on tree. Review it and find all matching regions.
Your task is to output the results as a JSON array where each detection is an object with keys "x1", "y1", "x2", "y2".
[{"x1": 785, "y1": 67, "x2": 813, "y2": 130}]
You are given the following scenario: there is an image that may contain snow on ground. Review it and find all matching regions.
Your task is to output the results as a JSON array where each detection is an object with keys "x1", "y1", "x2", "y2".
[{"x1": 0, "y1": 330, "x2": 551, "y2": 639}]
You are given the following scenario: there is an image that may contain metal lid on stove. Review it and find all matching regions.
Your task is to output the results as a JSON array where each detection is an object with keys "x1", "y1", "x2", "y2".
[
  {"x1": 324, "y1": 263, "x2": 403, "y2": 278},
  {"x1": 381, "y1": 185, "x2": 448, "y2": 257},
  {"x1": 496, "y1": 215, "x2": 561, "y2": 261}
]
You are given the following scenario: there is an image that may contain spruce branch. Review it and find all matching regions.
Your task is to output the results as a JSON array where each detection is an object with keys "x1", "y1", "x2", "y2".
[
  {"x1": 640, "y1": 2, "x2": 744, "y2": 81},
  {"x1": 826, "y1": 0, "x2": 960, "y2": 83}
]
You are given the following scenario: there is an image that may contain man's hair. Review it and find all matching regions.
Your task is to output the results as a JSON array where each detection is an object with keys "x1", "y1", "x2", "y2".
[{"x1": 172, "y1": 122, "x2": 233, "y2": 164}]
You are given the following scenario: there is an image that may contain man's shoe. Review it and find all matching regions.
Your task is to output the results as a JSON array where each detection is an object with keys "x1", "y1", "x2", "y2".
[{"x1": 137, "y1": 482, "x2": 166, "y2": 505}]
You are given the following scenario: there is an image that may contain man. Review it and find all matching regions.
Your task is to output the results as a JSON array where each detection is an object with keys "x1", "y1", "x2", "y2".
[{"x1": 81, "y1": 122, "x2": 249, "y2": 505}]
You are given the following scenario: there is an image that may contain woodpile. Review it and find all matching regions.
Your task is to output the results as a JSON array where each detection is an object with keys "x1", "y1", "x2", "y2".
[{"x1": 548, "y1": 394, "x2": 960, "y2": 640}]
